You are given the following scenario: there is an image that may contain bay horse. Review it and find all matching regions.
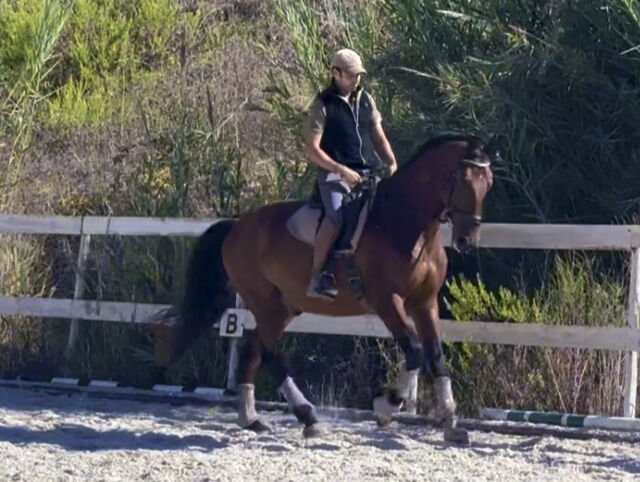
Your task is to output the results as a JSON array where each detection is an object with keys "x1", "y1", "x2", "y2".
[{"x1": 156, "y1": 133, "x2": 494, "y2": 443}]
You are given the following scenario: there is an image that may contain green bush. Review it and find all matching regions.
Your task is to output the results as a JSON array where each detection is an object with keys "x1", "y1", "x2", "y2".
[{"x1": 446, "y1": 254, "x2": 628, "y2": 416}]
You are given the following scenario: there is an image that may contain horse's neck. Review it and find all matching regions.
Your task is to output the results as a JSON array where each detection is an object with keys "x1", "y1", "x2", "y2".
[
  {"x1": 378, "y1": 162, "x2": 448, "y2": 222},
  {"x1": 369, "y1": 154, "x2": 457, "y2": 256},
  {"x1": 369, "y1": 171, "x2": 445, "y2": 257}
]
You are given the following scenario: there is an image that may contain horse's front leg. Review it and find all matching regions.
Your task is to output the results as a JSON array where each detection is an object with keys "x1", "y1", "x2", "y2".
[
  {"x1": 408, "y1": 300, "x2": 470, "y2": 445},
  {"x1": 372, "y1": 294, "x2": 422, "y2": 425}
]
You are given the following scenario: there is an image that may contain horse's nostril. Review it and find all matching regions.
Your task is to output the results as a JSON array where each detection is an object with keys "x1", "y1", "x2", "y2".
[{"x1": 455, "y1": 236, "x2": 473, "y2": 254}]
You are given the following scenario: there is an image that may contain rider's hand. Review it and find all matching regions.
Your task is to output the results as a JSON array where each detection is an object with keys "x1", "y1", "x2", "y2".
[{"x1": 337, "y1": 166, "x2": 362, "y2": 187}]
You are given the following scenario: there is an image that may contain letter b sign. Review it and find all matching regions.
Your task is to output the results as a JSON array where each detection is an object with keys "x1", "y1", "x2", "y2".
[{"x1": 220, "y1": 309, "x2": 244, "y2": 337}]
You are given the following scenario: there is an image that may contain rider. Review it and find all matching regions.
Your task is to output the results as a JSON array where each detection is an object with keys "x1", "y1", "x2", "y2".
[{"x1": 304, "y1": 48, "x2": 397, "y2": 300}]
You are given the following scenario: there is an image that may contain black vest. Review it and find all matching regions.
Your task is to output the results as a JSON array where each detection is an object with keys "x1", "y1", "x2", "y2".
[{"x1": 317, "y1": 86, "x2": 382, "y2": 177}]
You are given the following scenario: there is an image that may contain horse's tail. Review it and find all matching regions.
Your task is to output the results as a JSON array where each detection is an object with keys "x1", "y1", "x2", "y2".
[{"x1": 153, "y1": 220, "x2": 236, "y2": 364}]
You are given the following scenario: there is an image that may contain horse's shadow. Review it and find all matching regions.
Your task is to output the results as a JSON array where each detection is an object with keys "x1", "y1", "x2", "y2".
[
  {"x1": 355, "y1": 427, "x2": 409, "y2": 451},
  {"x1": 595, "y1": 458, "x2": 640, "y2": 475},
  {"x1": 361, "y1": 423, "x2": 640, "y2": 477},
  {"x1": 0, "y1": 424, "x2": 227, "y2": 452},
  {"x1": 0, "y1": 387, "x2": 235, "y2": 452}
]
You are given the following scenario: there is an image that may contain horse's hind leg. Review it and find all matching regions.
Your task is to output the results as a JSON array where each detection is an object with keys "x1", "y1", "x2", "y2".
[
  {"x1": 235, "y1": 292, "x2": 324, "y2": 437},
  {"x1": 262, "y1": 346, "x2": 325, "y2": 438},
  {"x1": 237, "y1": 333, "x2": 271, "y2": 432},
  {"x1": 232, "y1": 271, "x2": 287, "y2": 432},
  {"x1": 257, "y1": 304, "x2": 325, "y2": 437}
]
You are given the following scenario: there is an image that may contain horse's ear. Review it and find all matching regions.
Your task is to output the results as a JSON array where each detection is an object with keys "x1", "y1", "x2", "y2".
[{"x1": 484, "y1": 135, "x2": 503, "y2": 162}]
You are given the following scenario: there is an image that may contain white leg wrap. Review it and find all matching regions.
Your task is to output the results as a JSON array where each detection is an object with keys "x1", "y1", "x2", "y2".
[
  {"x1": 396, "y1": 368, "x2": 419, "y2": 413},
  {"x1": 374, "y1": 368, "x2": 420, "y2": 424},
  {"x1": 278, "y1": 376, "x2": 311, "y2": 409},
  {"x1": 396, "y1": 368, "x2": 419, "y2": 399},
  {"x1": 374, "y1": 394, "x2": 399, "y2": 415},
  {"x1": 238, "y1": 383, "x2": 259, "y2": 427},
  {"x1": 432, "y1": 376, "x2": 456, "y2": 424}
]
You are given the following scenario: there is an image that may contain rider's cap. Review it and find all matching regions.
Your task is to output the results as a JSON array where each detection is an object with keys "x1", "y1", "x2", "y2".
[{"x1": 331, "y1": 49, "x2": 366, "y2": 75}]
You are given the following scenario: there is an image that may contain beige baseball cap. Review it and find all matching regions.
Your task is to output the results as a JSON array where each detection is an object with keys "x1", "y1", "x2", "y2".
[{"x1": 331, "y1": 49, "x2": 366, "y2": 75}]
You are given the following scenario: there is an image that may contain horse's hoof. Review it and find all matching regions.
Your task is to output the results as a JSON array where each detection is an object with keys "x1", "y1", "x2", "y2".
[
  {"x1": 444, "y1": 426, "x2": 470, "y2": 445},
  {"x1": 373, "y1": 395, "x2": 398, "y2": 427},
  {"x1": 375, "y1": 413, "x2": 393, "y2": 427},
  {"x1": 303, "y1": 422, "x2": 327, "y2": 438},
  {"x1": 245, "y1": 419, "x2": 272, "y2": 433}
]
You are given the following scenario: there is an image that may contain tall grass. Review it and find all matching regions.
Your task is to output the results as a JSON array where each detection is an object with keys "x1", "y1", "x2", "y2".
[
  {"x1": 381, "y1": 0, "x2": 640, "y2": 223},
  {"x1": 0, "y1": 234, "x2": 54, "y2": 375},
  {"x1": 0, "y1": 0, "x2": 74, "y2": 208},
  {"x1": 44, "y1": 0, "x2": 179, "y2": 130},
  {"x1": 273, "y1": 0, "x2": 330, "y2": 93},
  {"x1": 0, "y1": 0, "x2": 273, "y2": 386}
]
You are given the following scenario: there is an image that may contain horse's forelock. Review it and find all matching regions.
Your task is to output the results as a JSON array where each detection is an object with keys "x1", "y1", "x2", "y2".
[{"x1": 465, "y1": 138, "x2": 486, "y2": 160}]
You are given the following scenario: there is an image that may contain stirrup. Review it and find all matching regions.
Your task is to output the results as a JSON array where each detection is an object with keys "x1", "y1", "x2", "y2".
[
  {"x1": 319, "y1": 271, "x2": 338, "y2": 297},
  {"x1": 306, "y1": 271, "x2": 337, "y2": 300}
]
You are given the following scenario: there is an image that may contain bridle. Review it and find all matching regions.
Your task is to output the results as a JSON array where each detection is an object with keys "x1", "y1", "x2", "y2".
[{"x1": 440, "y1": 157, "x2": 492, "y2": 224}]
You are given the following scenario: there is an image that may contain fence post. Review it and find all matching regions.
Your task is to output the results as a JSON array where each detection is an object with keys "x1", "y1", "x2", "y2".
[
  {"x1": 64, "y1": 231, "x2": 91, "y2": 369},
  {"x1": 225, "y1": 293, "x2": 243, "y2": 393},
  {"x1": 624, "y1": 248, "x2": 639, "y2": 418}
]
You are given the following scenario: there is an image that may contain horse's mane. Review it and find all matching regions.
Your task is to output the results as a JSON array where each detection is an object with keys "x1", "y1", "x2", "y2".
[{"x1": 403, "y1": 132, "x2": 486, "y2": 166}]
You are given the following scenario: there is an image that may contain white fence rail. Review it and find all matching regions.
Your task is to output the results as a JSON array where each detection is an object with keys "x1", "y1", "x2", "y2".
[{"x1": 0, "y1": 215, "x2": 638, "y2": 417}]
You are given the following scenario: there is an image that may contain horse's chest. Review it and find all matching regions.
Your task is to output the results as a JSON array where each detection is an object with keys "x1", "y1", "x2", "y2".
[
  {"x1": 410, "y1": 233, "x2": 427, "y2": 262},
  {"x1": 406, "y1": 234, "x2": 445, "y2": 289}
]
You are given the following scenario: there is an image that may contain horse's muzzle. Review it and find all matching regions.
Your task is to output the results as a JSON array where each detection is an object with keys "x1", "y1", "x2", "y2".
[
  {"x1": 453, "y1": 235, "x2": 474, "y2": 254},
  {"x1": 450, "y1": 212, "x2": 481, "y2": 253}
]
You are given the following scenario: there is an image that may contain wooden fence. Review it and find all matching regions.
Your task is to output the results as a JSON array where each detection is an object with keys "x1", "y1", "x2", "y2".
[{"x1": 0, "y1": 215, "x2": 638, "y2": 417}]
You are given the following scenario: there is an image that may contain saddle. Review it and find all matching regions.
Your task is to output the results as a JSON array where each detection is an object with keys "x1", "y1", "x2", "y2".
[{"x1": 286, "y1": 177, "x2": 377, "y2": 254}]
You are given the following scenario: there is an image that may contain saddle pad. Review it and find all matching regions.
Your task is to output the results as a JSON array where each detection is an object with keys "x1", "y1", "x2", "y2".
[
  {"x1": 286, "y1": 200, "x2": 372, "y2": 254},
  {"x1": 286, "y1": 204, "x2": 322, "y2": 245}
]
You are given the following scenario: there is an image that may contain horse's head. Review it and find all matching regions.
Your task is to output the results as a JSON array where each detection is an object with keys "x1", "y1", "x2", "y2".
[{"x1": 441, "y1": 138, "x2": 495, "y2": 253}]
